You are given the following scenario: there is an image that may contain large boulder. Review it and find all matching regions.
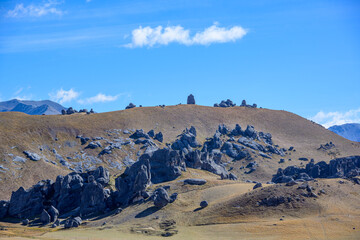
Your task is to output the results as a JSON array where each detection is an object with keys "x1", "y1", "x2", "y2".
[
  {"x1": 53, "y1": 173, "x2": 84, "y2": 214},
  {"x1": 184, "y1": 179, "x2": 207, "y2": 185},
  {"x1": 80, "y1": 176, "x2": 107, "y2": 217},
  {"x1": 244, "y1": 125, "x2": 257, "y2": 139},
  {"x1": 153, "y1": 188, "x2": 171, "y2": 208},
  {"x1": 187, "y1": 94, "x2": 195, "y2": 104},
  {"x1": 129, "y1": 129, "x2": 150, "y2": 139},
  {"x1": 114, "y1": 159, "x2": 151, "y2": 207},
  {"x1": 8, "y1": 180, "x2": 53, "y2": 219},
  {"x1": 64, "y1": 217, "x2": 82, "y2": 229}
]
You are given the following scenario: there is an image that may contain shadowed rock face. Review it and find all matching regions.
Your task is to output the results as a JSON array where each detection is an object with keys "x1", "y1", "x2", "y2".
[
  {"x1": 187, "y1": 94, "x2": 195, "y2": 104},
  {"x1": 272, "y1": 156, "x2": 360, "y2": 183}
]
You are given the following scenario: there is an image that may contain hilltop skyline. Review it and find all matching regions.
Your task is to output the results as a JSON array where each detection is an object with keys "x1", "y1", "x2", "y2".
[{"x1": 0, "y1": 0, "x2": 359, "y2": 127}]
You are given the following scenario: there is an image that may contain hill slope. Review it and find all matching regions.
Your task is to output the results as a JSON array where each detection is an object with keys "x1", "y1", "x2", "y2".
[
  {"x1": 0, "y1": 105, "x2": 359, "y2": 199},
  {"x1": 329, "y1": 123, "x2": 360, "y2": 142},
  {"x1": 0, "y1": 99, "x2": 66, "y2": 115}
]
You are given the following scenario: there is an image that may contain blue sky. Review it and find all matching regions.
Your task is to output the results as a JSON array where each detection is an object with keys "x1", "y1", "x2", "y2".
[{"x1": 0, "y1": 0, "x2": 359, "y2": 127}]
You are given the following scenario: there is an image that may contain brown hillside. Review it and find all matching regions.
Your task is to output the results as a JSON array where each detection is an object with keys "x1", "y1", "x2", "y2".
[{"x1": 0, "y1": 105, "x2": 359, "y2": 199}]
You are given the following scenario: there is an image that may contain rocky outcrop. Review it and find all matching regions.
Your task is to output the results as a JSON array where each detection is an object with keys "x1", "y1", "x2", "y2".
[
  {"x1": 80, "y1": 176, "x2": 107, "y2": 217},
  {"x1": 187, "y1": 94, "x2": 195, "y2": 104},
  {"x1": 184, "y1": 179, "x2": 207, "y2": 185},
  {"x1": 23, "y1": 151, "x2": 41, "y2": 161},
  {"x1": 130, "y1": 129, "x2": 150, "y2": 139},
  {"x1": 272, "y1": 156, "x2": 360, "y2": 183},
  {"x1": 171, "y1": 127, "x2": 200, "y2": 152},
  {"x1": 154, "y1": 132, "x2": 163, "y2": 142},
  {"x1": 125, "y1": 103, "x2": 136, "y2": 109},
  {"x1": 213, "y1": 99, "x2": 236, "y2": 108}
]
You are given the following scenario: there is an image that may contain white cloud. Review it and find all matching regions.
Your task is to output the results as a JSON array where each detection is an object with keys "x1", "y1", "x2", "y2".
[
  {"x1": 78, "y1": 93, "x2": 119, "y2": 104},
  {"x1": 6, "y1": 0, "x2": 64, "y2": 18},
  {"x1": 14, "y1": 88, "x2": 23, "y2": 95},
  {"x1": 310, "y1": 108, "x2": 360, "y2": 128},
  {"x1": 49, "y1": 88, "x2": 80, "y2": 104},
  {"x1": 14, "y1": 94, "x2": 34, "y2": 100},
  {"x1": 125, "y1": 23, "x2": 247, "y2": 48}
]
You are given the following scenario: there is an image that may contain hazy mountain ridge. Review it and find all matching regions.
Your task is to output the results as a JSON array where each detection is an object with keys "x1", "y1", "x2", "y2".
[
  {"x1": 329, "y1": 123, "x2": 360, "y2": 142},
  {"x1": 0, "y1": 99, "x2": 66, "y2": 115}
]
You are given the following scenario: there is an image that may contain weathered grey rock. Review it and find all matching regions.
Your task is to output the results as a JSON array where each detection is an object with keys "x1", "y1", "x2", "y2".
[
  {"x1": 114, "y1": 159, "x2": 151, "y2": 207},
  {"x1": 64, "y1": 217, "x2": 82, "y2": 228},
  {"x1": 260, "y1": 196, "x2": 288, "y2": 207},
  {"x1": 80, "y1": 137, "x2": 90, "y2": 145},
  {"x1": 80, "y1": 176, "x2": 106, "y2": 217},
  {"x1": 129, "y1": 129, "x2": 150, "y2": 139},
  {"x1": 244, "y1": 125, "x2": 257, "y2": 139},
  {"x1": 23, "y1": 151, "x2": 41, "y2": 161},
  {"x1": 218, "y1": 124, "x2": 230, "y2": 135},
  {"x1": 9, "y1": 180, "x2": 53, "y2": 219},
  {"x1": 272, "y1": 156, "x2": 360, "y2": 183},
  {"x1": 200, "y1": 201, "x2": 208, "y2": 208},
  {"x1": 153, "y1": 187, "x2": 171, "y2": 208},
  {"x1": 40, "y1": 209, "x2": 51, "y2": 225},
  {"x1": 253, "y1": 182, "x2": 262, "y2": 190},
  {"x1": 48, "y1": 206, "x2": 59, "y2": 222},
  {"x1": 147, "y1": 130, "x2": 155, "y2": 138},
  {"x1": 172, "y1": 127, "x2": 200, "y2": 151},
  {"x1": 86, "y1": 141, "x2": 102, "y2": 149},
  {"x1": 154, "y1": 132, "x2": 163, "y2": 142},
  {"x1": 125, "y1": 103, "x2": 136, "y2": 109},
  {"x1": 184, "y1": 179, "x2": 207, "y2": 185},
  {"x1": 0, "y1": 200, "x2": 9, "y2": 219},
  {"x1": 187, "y1": 94, "x2": 195, "y2": 104},
  {"x1": 230, "y1": 124, "x2": 242, "y2": 136}
]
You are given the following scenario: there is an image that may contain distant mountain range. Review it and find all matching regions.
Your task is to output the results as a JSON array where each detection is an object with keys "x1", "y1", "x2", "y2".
[
  {"x1": 0, "y1": 99, "x2": 66, "y2": 115},
  {"x1": 329, "y1": 123, "x2": 360, "y2": 142}
]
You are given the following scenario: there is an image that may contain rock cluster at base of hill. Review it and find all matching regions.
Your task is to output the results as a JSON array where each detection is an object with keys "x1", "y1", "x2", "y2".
[{"x1": 272, "y1": 156, "x2": 360, "y2": 183}]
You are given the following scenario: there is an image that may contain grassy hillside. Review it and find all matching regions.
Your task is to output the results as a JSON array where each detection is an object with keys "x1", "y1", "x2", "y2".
[{"x1": 0, "y1": 105, "x2": 359, "y2": 199}]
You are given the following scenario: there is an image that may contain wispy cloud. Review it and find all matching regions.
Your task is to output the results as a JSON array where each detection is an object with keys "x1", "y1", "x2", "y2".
[
  {"x1": 49, "y1": 88, "x2": 80, "y2": 104},
  {"x1": 78, "y1": 93, "x2": 120, "y2": 104},
  {"x1": 310, "y1": 108, "x2": 360, "y2": 128},
  {"x1": 14, "y1": 94, "x2": 34, "y2": 101},
  {"x1": 125, "y1": 23, "x2": 247, "y2": 48},
  {"x1": 6, "y1": 0, "x2": 64, "y2": 18},
  {"x1": 14, "y1": 88, "x2": 23, "y2": 96}
]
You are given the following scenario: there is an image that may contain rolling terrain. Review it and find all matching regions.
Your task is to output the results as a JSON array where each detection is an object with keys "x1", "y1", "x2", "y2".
[{"x1": 0, "y1": 104, "x2": 360, "y2": 240}]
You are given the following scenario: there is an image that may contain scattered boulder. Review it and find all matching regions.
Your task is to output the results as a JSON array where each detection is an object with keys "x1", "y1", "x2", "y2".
[
  {"x1": 23, "y1": 151, "x2": 41, "y2": 161},
  {"x1": 153, "y1": 188, "x2": 171, "y2": 208},
  {"x1": 184, "y1": 179, "x2": 207, "y2": 185},
  {"x1": 86, "y1": 141, "x2": 102, "y2": 149},
  {"x1": 64, "y1": 217, "x2": 82, "y2": 229},
  {"x1": 200, "y1": 201, "x2": 208, "y2": 208},
  {"x1": 218, "y1": 124, "x2": 230, "y2": 135},
  {"x1": 80, "y1": 137, "x2": 90, "y2": 145},
  {"x1": 253, "y1": 182, "x2": 262, "y2": 190},
  {"x1": 187, "y1": 94, "x2": 195, "y2": 104}
]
